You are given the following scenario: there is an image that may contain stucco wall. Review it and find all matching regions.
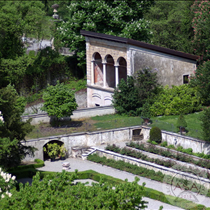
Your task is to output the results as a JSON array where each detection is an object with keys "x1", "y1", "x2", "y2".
[
  {"x1": 130, "y1": 46, "x2": 197, "y2": 87},
  {"x1": 23, "y1": 125, "x2": 137, "y2": 161},
  {"x1": 87, "y1": 86, "x2": 114, "y2": 107},
  {"x1": 141, "y1": 126, "x2": 210, "y2": 154}
]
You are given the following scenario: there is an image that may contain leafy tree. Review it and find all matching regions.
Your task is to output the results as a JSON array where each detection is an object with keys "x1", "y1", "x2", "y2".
[
  {"x1": 0, "y1": 170, "x2": 148, "y2": 209},
  {"x1": 112, "y1": 77, "x2": 140, "y2": 116},
  {"x1": 112, "y1": 68, "x2": 160, "y2": 116},
  {"x1": 145, "y1": 1, "x2": 194, "y2": 53},
  {"x1": 190, "y1": 61, "x2": 210, "y2": 105},
  {"x1": 134, "y1": 68, "x2": 160, "y2": 106},
  {"x1": 42, "y1": 81, "x2": 78, "y2": 121},
  {"x1": 0, "y1": 85, "x2": 35, "y2": 169},
  {"x1": 191, "y1": 0, "x2": 210, "y2": 61},
  {"x1": 200, "y1": 107, "x2": 210, "y2": 142},
  {"x1": 56, "y1": 0, "x2": 154, "y2": 69},
  {"x1": 176, "y1": 115, "x2": 187, "y2": 131}
]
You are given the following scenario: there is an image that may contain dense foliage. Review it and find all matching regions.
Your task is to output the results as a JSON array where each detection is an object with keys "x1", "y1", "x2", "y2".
[
  {"x1": 0, "y1": 85, "x2": 35, "y2": 169},
  {"x1": 42, "y1": 81, "x2": 78, "y2": 120},
  {"x1": 56, "y1": 0, "x2": 154, "y2": 68},
  {"x1": 112, "y1": 76, "x2": 140, "y2": 116},
  {"x1": 190, "y1": 61, "x2": 210, "y2": 105},
  {"x1": 0, "y1": 168, "x2": 16, "y2": 199},
  {"x1": 112, "y1": 68, "x2": 160, "y2": 116},
  {"x1": 200, "y1": 107, "x2": 210, "y2": 142},
  {"x1": 149, "y1": 127, "x2": 162, "y2": 144},
  {"x1": 150, "y1": 85, "x2": 201, "y2": 116},
  {"x1": 0, "y1": 170, "x2": 148, "y2": 209},
  {"x1": 146, "y1": 1, "x2": 194, "y2": 53},
  {"x1": 191, "y1": 0, "x2": 210, "y2": 62}
]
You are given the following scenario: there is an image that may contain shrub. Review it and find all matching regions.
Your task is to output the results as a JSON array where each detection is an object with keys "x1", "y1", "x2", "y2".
[
  {"x1": 150, "y1": 85, "x2": 201, "y2": 116},
  {"x1": 200, "y1": 107, "x2": 210, "y2": 142},
  {"x1": 176, "y1": 114, "x2": 187, "y2": 131},
  {"x1": 149, "y1": 127, "x2": 162, "y2": 144}
]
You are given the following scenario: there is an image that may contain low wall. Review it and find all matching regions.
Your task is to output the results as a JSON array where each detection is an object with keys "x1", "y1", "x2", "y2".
[
  {"x1": 93, "y1": 148, "x2": 210, "y2": 189},
  {"x1": 141, "y1": 126, "x2": 210, "y2": 154},
  {"x1": 23, "y1": 125, "x2": 139, "y2": 161},
  {"x1": 22, "y1": 106, "x2": 115, "y2": 125}
]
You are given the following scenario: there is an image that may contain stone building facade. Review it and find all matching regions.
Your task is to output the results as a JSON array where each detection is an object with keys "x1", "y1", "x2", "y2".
[{"x1": 81, "y1": 30, "x2": 199, "y2": 108}]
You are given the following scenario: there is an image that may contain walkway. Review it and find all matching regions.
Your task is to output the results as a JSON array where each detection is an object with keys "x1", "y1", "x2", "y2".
[{"x1": 19, "y1": 140, "x2": 210, "y2": 210}]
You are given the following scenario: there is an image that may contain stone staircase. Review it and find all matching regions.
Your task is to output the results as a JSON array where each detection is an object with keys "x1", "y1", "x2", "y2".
[{"x1": 71, "y1": 146, "x2": 96, "y2": 160}]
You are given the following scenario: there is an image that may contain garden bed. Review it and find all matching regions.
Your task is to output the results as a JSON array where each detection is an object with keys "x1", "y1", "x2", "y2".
[{"x1": 126, "y1": 141, "x2": 210, "y2": 170}]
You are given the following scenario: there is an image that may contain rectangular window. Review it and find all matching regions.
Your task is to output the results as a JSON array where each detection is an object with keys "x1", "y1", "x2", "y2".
[{"x1": 183, "y1": 75, "x2": 189, "y2": 84}]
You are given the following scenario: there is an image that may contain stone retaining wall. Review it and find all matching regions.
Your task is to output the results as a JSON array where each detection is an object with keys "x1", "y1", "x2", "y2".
[
  {"x1": 93, "y1": 148, "x2": 210, "y2": 189},
  {"x1": 22, "y1": 106, "x2": 115, "y2": 125},
  {"x1": 141, "y1": 126, "x2": 210, "y2": 154}
]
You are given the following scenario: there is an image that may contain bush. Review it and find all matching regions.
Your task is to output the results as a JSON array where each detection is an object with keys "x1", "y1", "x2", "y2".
[
  {"x1": 200, "y1": 107, "x2": 210, "y2": 141},
  {"x1": 149, "y1": 127, "x2": 162, "y2": 144},
  {"x1": 150, "y1": 85, "x2": 201, "y2": 116},
  {"x1": 176, "y1": 114, "x2": 187, "y2": 131}
]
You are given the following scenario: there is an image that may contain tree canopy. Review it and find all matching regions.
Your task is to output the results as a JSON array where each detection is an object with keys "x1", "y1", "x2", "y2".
[
  {"x1": 0, "y1": 171, "x2": 148, "y2": 209},
  {"x1": 145, "y1": 1, "x2": 194, "y2": 53},
  {"x1": 0, "y1": 85, "x2": 35, "y2": 169},
  {"x1": 42, "y1": 81, "x2": 78, "y2": 120},
  {"x1": 56, "y1": 0, "x2": 154, "y2": 68}
]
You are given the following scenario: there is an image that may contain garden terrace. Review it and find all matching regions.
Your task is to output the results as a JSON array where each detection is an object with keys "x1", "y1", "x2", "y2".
[
  {"x1": 126, "y1": 141, "x2": 210, "y2": 170},
  {"x1": 105, "y1": 144, "x2": 210, "y2": 180},
  {"x1": 87, "y1": 151, "x2": 210, "y2": 197}
]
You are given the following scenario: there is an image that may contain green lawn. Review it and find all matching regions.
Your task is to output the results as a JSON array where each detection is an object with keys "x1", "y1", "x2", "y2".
[
  {"x1": 92, "y1": 111, "x2": 203, "y2": 140},
  {"x1": 26, "y1": 111, "x2": 204, "y2": 140}
]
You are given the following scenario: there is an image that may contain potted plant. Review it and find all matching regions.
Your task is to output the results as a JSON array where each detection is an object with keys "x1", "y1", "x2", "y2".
[
  {"x1": 141, "y1": 102, "x2": 151, "y2": 125},
  {"x1": 43, "y1": 143, "x2": 60, "y2": 161},
  {"x1": 59, "y1": 144, "x2": 67, "y2": 160},
  {"x1": 176, "y1": 114, "x2": 187, "y2": 134}
]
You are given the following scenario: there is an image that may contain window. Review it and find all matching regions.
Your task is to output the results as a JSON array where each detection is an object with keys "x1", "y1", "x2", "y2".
[{"x1": 183, "y1": 75, "x2": 189, "y2": 84}]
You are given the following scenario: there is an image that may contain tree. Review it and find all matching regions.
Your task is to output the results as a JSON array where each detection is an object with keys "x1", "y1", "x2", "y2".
[
  {"x1": 0, "y1": 85, "x2": 35, "y2": 169},
  {"x1": 42, "y1": 81, "x2": 78, "y2": 121},
  {"x1": 0, "y1": 1, "x2": 50, "y2": 90},
  {"x1": 190, "y1": 60, "x2": 210, "y2": 105},
  {"x1": 112, "y1": 77, "x2": 140, "y2": 116},
  {"x1": 200, "y1": 107, "x2": 210, "y2": 142},
  {"x1": 0, "y1": 170, "x2": 148, "y2": 209},
  {"x1": 145, "y1": 1, "x2": 194, "y2": 53},
  {"x1": 191, "y1": 0, "x2": 210, "y2": 62},
  {"x1": 176, "y1": 114, "x2": 187, "y2": 132},
  {"x1": 56, "y1": 0, "x2": 154, "y2": 69},
  {"x1": 134, "y1": 68, "x2": 160, "y2": 106},
  {"x1": 112, "y1": 68, "x2": 160, "y2": 116}
]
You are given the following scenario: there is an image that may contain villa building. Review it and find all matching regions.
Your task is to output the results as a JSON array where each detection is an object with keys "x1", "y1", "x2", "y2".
[{"x1": 81, "y1": 30, "x2": 199, "y2": 108}]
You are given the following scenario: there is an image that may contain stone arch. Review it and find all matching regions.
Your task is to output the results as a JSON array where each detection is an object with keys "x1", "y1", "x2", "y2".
[
  {"x1": 93, "y1": 52, "x2": 103, "y2": 86},
  {"x1": 105, "y1": 54, "x2": 115, "y2": 88},
  {"x1": 43, "y1": 140, "x2": 64, "y2": 161},
  {"x1": 117, "y1": 57, "x2": 127, "y2": 83}
]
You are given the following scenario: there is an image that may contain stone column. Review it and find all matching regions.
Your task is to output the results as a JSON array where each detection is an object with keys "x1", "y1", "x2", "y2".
[
  {"x1": 115, "y1": 65, "x2": 119, "y2": 87},
  {"x1": 103, "y1": 62, "x2": 107, "y2": 87},
  {"x1": 91, "y1": 60, "x2": 95, "y2": 85}
]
